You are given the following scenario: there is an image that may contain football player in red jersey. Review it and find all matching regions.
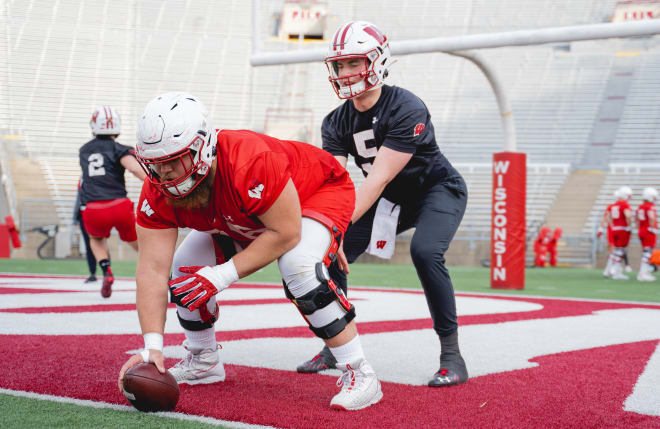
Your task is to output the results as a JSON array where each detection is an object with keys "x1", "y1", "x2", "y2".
[
  {"x1": 636, "y1": 187, "x2": 658, "y2": 282},
  {"x1": 297, "y1": 21, "x2": 469, "y2": 388},
  {"x1": 79, "y1": 106, "x2": 146, "y2": 298},
  {"x1": 117, "y1": 92, "x2": 382, "y2": 411},
  {"x1": 603, "y1": 186, "x2": 633, "y2": 280}
]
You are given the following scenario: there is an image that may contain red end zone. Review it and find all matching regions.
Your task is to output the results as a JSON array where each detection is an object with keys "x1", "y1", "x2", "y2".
[{"x1": 0, "y1": 274, "x2": 659, "y2": 428}]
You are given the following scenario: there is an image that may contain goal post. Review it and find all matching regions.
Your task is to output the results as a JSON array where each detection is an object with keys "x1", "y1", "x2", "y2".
[{"x1": 250, "y1": 5, "x2": 660, "y2": 289}]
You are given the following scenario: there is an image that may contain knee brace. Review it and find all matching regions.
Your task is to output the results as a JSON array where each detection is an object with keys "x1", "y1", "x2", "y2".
[
  {"x1": 174, "y1": 299, "x2": 219, "y2": 331},
  {"x1": 642, "y1": 247, "x2": 652, "y2": 263},
  {"x1": 612, "y1": 247, "x2": 626, "y2": 261},
  {"x1": 284, "y1": 262, "x2": 355, "y2": 339}
]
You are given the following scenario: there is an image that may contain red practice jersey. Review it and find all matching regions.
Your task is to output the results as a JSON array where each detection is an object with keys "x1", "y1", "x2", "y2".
[
  {"x1": 137, "y1": 130, "x2": 354, "y2": 245},
  {"x1": 607, "y1": 200, "x2": 631, "y2": 231},
  {"x1": 637, "y1": 201, "x2": 657, "y2": 233}
]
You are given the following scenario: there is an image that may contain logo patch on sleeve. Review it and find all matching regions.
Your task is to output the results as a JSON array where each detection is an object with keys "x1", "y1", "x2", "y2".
[
  {"x1": 248, "y1": 184, "x2": 264, "y2": 199},
  {"x1": 414, "y1": 123, "x2": 425, "y2": 137}
]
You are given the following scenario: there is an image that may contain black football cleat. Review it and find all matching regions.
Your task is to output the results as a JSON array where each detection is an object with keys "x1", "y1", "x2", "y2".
[
  {"x1": 296, "y1": 345, "x2": 337, "y2": 373},
  {"x1": 428, "y1": 353, "x2": 468, "y2": 387},
  {"x1": 84, "y1": 275, "x2": 97, "y2": 283}
]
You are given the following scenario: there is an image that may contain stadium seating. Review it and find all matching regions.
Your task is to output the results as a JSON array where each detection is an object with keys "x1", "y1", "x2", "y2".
[
  {"x1": 609, "y1": 54, "x2": 660, "y2": 163},
  {"x1": 0, "y1": 0, "x2": 654, "y2": 264}
]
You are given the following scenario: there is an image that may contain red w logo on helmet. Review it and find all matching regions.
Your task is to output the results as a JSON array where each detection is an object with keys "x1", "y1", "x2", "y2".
[{"x1": 91, "y1": 111, "x2": 99, "y2": 124}]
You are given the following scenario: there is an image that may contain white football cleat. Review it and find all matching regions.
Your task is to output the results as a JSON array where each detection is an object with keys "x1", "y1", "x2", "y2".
[
  {"x1": 624, "y1": 265, "x2": 633, "y2": 273},
  {"x1": 169, "y1": 341, "x2": 225, "y2": 385},
  {"x1": 611, "y1": 273, "x2": 629, "y2": 280},
  {"x1": 637, "y1": 272, "x2": 656, "y2": 282},
  {"x1": 330, "y1": 358, "x2": 383, "y2": 411}
]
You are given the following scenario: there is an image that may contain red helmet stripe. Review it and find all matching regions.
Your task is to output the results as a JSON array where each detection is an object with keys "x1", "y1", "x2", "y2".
[
  {"x1": 338, "y1": 21, "x2": 353, "y2": 50},
  {"x1": 332, "y1": 26, "x2": 341, "y2": 50},
  {"x1": 364, "y1": 25, "x2": 386, "y2": 45}
]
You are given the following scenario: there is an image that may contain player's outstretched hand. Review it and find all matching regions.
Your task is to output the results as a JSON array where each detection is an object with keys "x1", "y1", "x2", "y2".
[{"x1": 118, "y1": 349, "x2": 165, "y2": 394}]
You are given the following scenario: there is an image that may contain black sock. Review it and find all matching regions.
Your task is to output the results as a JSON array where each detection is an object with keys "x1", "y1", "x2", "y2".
[
  {"x1": 439, "y1": 331, "x2": 467, "y2": 377},
  {"x1": 99, "y1": 259, "x2": 112, "y2": 277},
  {"x1": 440, "y1": 331, "x2": 461, "y2": 357}
]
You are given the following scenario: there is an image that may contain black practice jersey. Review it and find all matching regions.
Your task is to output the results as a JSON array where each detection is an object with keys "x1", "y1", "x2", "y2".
[
  {"x1": 322, "y1": 85, "x2": 456, "y2": 205},
  {"x1": 79, "y1": 136, "x2": 133, "y2": 204}
]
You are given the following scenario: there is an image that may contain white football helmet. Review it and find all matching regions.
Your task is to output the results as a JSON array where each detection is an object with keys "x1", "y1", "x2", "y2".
[
  {"x1": 325, "y1": 21, "x2": 392, "y2": 99},
  {"x1": 90, "y1": 106, "x2": 121, "y2": 136},
  {"x1": 135, "y1": 92, "x2": 216, "y2": 198},
  {"x1": 642, "y1": 187, "x2": 658, "y2": 202},
  {"x1": 615, "y1": 186, "x2": 633, "y2": 201}
]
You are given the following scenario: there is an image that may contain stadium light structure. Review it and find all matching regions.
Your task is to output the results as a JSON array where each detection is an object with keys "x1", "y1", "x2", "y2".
[{"x1": 250, "y1": 4, "x2": 660, "y2": 289}]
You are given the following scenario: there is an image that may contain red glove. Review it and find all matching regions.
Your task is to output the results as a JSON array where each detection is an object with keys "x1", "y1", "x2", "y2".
[
  {"x1": 168, "y1": 261, "x2": 239, "y2": 312},
  {"x1": 168, "y1": 266, "x2": 218, "y2": 311}
]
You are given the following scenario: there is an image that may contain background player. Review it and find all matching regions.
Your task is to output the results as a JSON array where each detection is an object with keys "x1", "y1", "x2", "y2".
[
  {"x1": 73, "y1": 179, "x2": 97, "y2": 283},
  {"x1": 117, "y1": 92, "x2": 382, "y2": 411},
  {"x1": 603, "y1": 186, "x2": 633, "y2": 280},
  {"x1": 79, "y1": 106, "x2": 146, "y2": 297},
  {"x1": 636, "y1": 187, "x2": 658, "y2": 282},
  {"x1": 296, "y1": 21, "x2": 469, "y2": 388}
]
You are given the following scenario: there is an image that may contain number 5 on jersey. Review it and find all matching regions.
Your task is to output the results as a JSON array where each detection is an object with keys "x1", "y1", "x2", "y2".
[{"x1": 353, "y1": 129, "x2": 377, "y2": 174}]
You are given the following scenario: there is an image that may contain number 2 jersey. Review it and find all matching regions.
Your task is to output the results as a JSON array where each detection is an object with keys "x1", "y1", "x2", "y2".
[
  {"x1": 79, "y1": 136, "x2": 133, "y2": 205},
  {"x1": 136, "y1": 129, "x2": 354, "y2": 245},
  {"x1": 321, "y1": 84, "x2": 458, "y2": 205}
]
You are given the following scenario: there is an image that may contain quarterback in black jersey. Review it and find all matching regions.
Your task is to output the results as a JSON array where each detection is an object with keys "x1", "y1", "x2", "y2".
[
  {"x1": 297, "y1": 21, "x2": 468, "y2": 387},
  {"x1": 79, "y1": 106, "x2": 146, "y2": 298}
]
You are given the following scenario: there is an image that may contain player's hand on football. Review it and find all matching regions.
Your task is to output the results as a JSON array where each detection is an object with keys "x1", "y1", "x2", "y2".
[
  {"x1": 117, "y1": 349, "x2": 165, "y2": 394},
  {"x1": 337, "y1": 241, "x2": 349, "y2": 274}
]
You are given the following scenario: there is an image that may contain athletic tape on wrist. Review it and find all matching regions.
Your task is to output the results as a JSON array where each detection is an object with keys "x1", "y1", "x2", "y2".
[
  {"x1": 140, "y1": 349, "x2": 150, "y2": 362},
  {"x1": 143, "y1": 332, "x2": 163, "y2": 351},
  {"x1": 214, "y1": 258, "x2": 239, "y2": 286}
]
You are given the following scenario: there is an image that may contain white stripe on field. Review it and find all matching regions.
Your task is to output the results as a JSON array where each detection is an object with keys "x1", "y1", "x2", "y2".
[
  {"x1": 0, "y1": 388, "x2": 277, "y2": 429},
  {"x1": 624, "y1": 341, "x2": 660, "y2": 416}
]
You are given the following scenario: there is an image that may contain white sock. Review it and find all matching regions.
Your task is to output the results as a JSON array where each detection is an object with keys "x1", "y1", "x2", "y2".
[
  {"x1": 329, "y1": 335, "x2": 365, "y2": 367},
  {"x1": 183, "y1": 327, "x2": 217, "y2": 352}
]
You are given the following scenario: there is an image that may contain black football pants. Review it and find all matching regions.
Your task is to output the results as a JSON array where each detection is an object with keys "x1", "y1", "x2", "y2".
[{"x1": 329, "y1": 174, "x2": 467, "y2": 337}]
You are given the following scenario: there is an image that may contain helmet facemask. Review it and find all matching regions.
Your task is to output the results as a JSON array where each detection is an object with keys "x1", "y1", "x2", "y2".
[
  {"x1": 326, "y1": 50, "x2": 382, "y2": 100},
  {"x1": 136, "y1": 134, "x2": 212, "y2": 199}
]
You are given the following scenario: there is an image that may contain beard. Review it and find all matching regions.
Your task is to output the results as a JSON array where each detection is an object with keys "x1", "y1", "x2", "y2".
[{"x1": 167, "y1": 166, "x2": 215, "y2": 210}]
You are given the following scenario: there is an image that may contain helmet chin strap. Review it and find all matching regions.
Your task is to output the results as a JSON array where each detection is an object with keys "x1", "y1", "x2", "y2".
[
  {"x1": 167, "y1": 176, "x2": 195, "y2": 196},
  {"x1": 339, "y1": 78, "x2": 366, "y2": 98}
]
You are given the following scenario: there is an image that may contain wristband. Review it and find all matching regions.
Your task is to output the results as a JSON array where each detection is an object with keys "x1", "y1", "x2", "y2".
[
  {"x1": 203, "y1": 259, "x2": 239, "y2": 291},
  {"x1": 143, "y1": 332, "x2": 163, "y2": 351},
  {"x1": 140, "y1": 349, "x2": 150, "y2": 363}
]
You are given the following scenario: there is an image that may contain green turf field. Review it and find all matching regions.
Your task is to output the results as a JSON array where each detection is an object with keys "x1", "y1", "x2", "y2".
[
  {"x1": 0, "y1": 393, "x2": 229, "y2": 429},
  {"x1": 1, "y1": 258, "x2": 658, "y2": 303},
  {"x1": 0, "y1": 258, "x2": 658, "y2": 428}
]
